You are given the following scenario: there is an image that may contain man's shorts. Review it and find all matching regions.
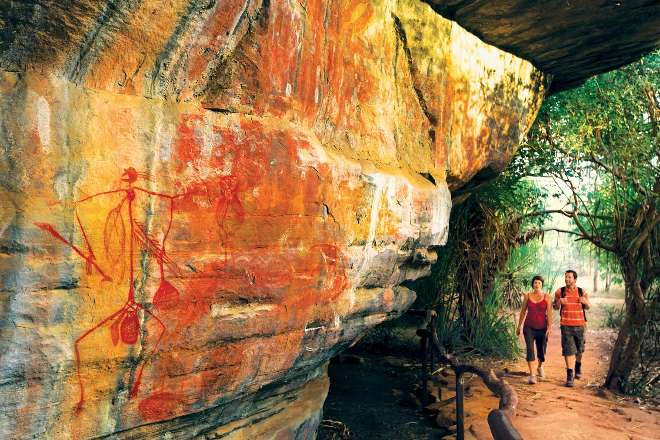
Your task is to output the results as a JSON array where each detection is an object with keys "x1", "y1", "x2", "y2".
[{"x1": 561, "y1": 325, "x2": 586, "y2": 356}]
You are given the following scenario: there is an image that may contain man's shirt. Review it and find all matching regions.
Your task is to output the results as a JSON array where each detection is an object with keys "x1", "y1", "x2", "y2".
[{"x1": 555, "y1": 286, "x2": 587, "y2": 326}]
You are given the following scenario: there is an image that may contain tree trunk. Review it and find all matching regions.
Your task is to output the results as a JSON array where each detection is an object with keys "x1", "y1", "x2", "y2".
[
  {"x1": 605, "y1": 271, "x2": 611, "y2": 292},
  {"x1": 604, "y1": 261, "x2": 648, "y2": 391},
  {"x1": 593, "y1": 260, "x2": 599, "y2": 292},
  {"x1": 458, "y1": 273, "x2": 483, "y2": 339}
]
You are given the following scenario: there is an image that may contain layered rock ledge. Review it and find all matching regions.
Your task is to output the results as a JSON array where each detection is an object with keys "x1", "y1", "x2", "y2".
[{"x1": 0, "y1": 1, "x2": 544, "y2": 438}]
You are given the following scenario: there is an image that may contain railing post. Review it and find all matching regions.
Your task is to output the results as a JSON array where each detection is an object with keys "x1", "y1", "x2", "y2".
[
  {"x1": 429, "y1": 347, "x2": 434, "y2": 376},
  {"x1": 456, "y1": 370, "x2": 465, "y2": 440},
  {"x1": 429, "y1": 318, "x2": 436, "y2": 378},
  {"x1": 420, "y1": 333, "x2": 428, "y2": 409},
  {"x1": 410, "y1": 308, "x2": 522, "y2": 440}
]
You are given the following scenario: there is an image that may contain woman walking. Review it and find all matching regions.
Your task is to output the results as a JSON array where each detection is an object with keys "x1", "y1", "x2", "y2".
[{"x1": 516, "y1": 275, "x2": 553, "y2": 384}]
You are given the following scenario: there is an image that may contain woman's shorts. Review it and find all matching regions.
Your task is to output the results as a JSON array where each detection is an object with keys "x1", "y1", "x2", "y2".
[{"x1": 523, "y1": 326, "x2": 547, "y2": 362}]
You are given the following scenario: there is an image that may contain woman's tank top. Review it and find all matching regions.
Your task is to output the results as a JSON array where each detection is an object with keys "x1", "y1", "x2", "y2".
[{"x1": 524, "y1": 295, "x2": 548, "y2": 330}]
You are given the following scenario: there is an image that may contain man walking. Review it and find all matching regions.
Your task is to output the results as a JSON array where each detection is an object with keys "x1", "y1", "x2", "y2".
[{"x1": 554, "y1": 270, "x2": 590, "y2": 387}]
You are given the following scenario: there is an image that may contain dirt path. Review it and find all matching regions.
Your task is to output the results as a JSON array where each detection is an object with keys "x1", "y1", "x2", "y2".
[
  {"x1": 467, "y1": 324, "x2": 660, "y2": 440},
  {"x1": 318, "y1": 310, "x2": 659, "y2": 440}
]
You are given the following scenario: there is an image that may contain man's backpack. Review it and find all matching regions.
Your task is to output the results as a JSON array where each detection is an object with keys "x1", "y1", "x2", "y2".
[{"x1": 560, "y1": 286, "x2": 587, "y2": 322}]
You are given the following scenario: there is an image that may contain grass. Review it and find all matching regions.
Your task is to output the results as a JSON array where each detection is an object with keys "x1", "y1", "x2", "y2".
[
  {"x1": 461, "y1": 294, "x2": 522, "y2": 359},
  {"x1": 435, "y1": 293, "x2": 522, "y2": 360}
]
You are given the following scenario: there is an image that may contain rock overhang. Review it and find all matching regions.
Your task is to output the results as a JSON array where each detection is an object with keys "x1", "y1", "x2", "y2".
[{"x1": 420, "y1": 0, "x2": 660, "y2": 93}]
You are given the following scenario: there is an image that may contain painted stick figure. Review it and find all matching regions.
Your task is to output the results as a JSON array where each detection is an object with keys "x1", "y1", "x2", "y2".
[{"x1": 36, "y1": 167, "x2": 181, "y2": 410}]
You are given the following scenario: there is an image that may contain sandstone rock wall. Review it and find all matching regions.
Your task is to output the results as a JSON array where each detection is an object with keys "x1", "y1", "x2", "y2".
[{"x1": 0, "y1": 1, "x2": 544, "y2": 438}]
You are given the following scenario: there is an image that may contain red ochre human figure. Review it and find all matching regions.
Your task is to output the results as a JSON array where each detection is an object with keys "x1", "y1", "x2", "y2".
[{"x1": 35, "y1": 167, "x2": 181, "y2": 411}]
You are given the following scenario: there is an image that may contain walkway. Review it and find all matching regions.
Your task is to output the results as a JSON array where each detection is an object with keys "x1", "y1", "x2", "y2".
[{"x1": 468, "y1": 324, "x2": 659, "y2": 440}]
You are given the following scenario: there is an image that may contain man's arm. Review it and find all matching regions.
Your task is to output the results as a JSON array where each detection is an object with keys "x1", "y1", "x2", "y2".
[{"x1": 579, "y1": 290, "x2": 590, "y2": 309}]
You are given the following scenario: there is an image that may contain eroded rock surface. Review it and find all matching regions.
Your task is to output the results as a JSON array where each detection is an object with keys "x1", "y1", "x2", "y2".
[{"x1": 0, "y1": 1, "x2": 544, "y2": 438}]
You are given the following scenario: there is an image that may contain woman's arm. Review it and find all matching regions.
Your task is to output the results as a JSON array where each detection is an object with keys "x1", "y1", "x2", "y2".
[
  {"x1": 516, "y1": 294, "x2": 529, "y2": 335},
  {"x1": 553, "y1": 289, "x2": 564, "y2": 310},
  {"x1": 545, "y1": 293, "x2": 553, "y2": 335}
]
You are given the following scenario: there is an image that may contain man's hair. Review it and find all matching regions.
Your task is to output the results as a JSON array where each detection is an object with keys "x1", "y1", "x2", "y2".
[
  {"x1": 531, "y1": 275, "x2": 544, "y2": 286},
  {"x1": 565, "y1": 270, "x2": 578, "y2": 279}
]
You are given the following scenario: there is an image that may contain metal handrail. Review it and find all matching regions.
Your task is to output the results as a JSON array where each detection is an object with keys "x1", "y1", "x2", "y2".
[{"x1": 411, "y1": 309, "x2": 523, "y2": 440}]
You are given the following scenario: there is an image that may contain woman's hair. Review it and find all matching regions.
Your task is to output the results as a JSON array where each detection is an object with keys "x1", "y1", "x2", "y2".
[{"x1": 531, "y1": 275, "x2": 544, "y2": 286}]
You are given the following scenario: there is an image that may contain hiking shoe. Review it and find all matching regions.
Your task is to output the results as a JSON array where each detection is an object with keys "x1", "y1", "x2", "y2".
[
  {"x1": 575, "y1": 362, "x2": 582, "y2": 379},
  {"x1": 537, "y1": 366, "x2": 545, "y2": 379},
  {"x1": 528, "y1": 375, "x2": 537, "y2": 384},
  {"x1": 566, "y1": 369, "x2": 575, "y2": 387}
]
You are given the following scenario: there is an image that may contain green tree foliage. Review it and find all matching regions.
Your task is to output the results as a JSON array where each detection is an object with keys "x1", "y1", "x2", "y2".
[
  {"x1": 412, "y1": 164, "x2": 547, "y2": 358},
  {"x1": 494, "y1": 240, "x2": 546, "y2": 310},
  {"x1": 524, "y1": 51, "x2": 660, "y2": 394},
  {"x1": 448, "y1": 177, "x2": 547, "y2": 329}
]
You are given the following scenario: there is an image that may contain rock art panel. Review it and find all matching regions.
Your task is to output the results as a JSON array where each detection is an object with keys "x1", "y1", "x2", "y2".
[
  {"x1": 0, "y1": 0, "x2": 545, "y2": 438},
  {"x1": 0, "y1": 73, "x2": 448, "y2": 438}
]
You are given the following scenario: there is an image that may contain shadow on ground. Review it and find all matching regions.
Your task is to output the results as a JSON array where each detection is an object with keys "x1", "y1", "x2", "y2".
[{"x1": 318, "y1": 351, "x2": 447, "y2": 440}]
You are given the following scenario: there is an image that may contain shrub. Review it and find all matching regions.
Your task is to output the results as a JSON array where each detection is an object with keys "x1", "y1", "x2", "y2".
[{"x1": 604, "y1": 305, "x2": 625, "y2": 329}]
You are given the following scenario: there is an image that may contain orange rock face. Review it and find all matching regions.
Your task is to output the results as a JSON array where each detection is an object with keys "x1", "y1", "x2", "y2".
[{"x1": 0, "y1": 1, "x2": 544, "y2": 438}]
